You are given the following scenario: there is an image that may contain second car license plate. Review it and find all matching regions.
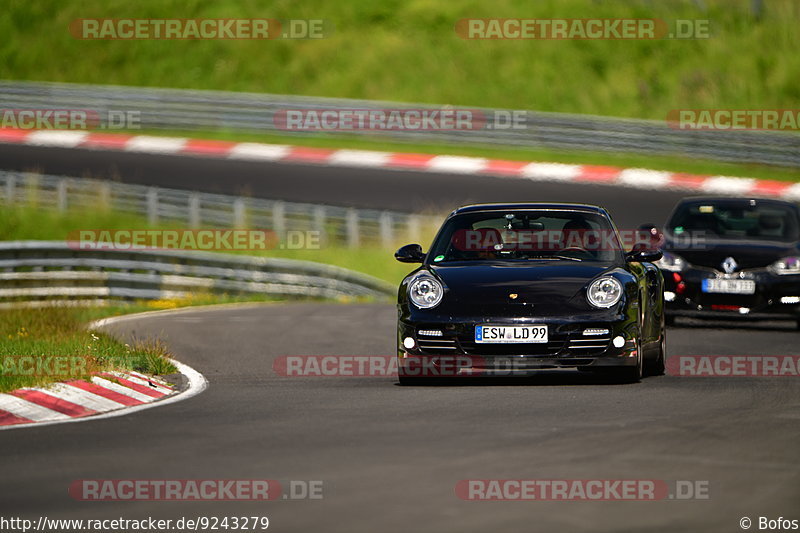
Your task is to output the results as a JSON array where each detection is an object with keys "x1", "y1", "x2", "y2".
[
  {"x1": 702, "y1": 278, "x2": 756, "y2": 294},
  {"x1": 475, "y1": 325, "x2": 548, "y2": 344}
]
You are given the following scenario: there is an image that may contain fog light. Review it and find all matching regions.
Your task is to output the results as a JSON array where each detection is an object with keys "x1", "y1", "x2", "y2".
[
  {"x1": 583, "y1": 328, "x2": 610, "y2": 336},
  {"x1": 418, "y1": 329, "x2": 443, "y2": 337},
  {"x1": 403, "y1": 337, "x2": 415, "y2": 349},
  {"x1": 612, "y1": 336, "x2": 625, "y2": 348},
  {"x1": 780, "y1": 296, "x2": 800, "y2": 304},
  {"x1": 664, "y1": 291, "x2": 676, "y2": 302}
]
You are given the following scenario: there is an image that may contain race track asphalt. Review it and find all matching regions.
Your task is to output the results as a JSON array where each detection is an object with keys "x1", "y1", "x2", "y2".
[
  {"x1": 0, "y1": 144, "x2": 797, "y2": 532},
  {"x1": 0, "y1": 143, "x2": 688, "y2": 227},
  {"x1": 0, "y1": 303, "x2": 798, "y2": 532}
]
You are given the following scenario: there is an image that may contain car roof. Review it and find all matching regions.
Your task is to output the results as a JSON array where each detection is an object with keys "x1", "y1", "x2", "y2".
[
  {"x1": 676, "y1": 196, "x2": 799, "y2": 208},
  {"x1": 451, "y1": 203, "x2": 607, "y2": 215}
]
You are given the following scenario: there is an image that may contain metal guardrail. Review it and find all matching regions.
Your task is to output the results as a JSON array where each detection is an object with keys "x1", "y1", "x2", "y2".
[
  {"x1": 0, "y1": 170, "x2": 438, "y2": 249},
  {"x1": 1, "y1": 80, "x2": 798, "y2": 167},
  {"x1": 0, "y1": 241, "x2": 395, "y2": 304}
]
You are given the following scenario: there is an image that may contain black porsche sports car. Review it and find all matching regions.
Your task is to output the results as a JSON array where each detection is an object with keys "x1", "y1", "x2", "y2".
[
  {"x1": 394, "y1": 203, "x2": 665, "y2": 384},
  {"x1": 654, "y1": 196, "x2": 800, "y2": 327}
]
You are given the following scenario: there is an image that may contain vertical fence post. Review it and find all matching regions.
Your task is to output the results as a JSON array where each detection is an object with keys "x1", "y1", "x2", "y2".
[
  {"x1": 146, "y1": 187, "x2": 159, "y2": 225},
  {"x1": 346, "y1": 208, "x2": 360, "y2": 249},
  {"x1": 407, "y1": 215, "x2": 421, "y2": 244},
  {"x1": 98, "y1": 182, "x2": 111, "y2": 211},
  {"x1": 4, "y1": 174, "x2": 15, "y2": 206},
  {"x1": 56, "y1": 178, "x2": 68, "y2": 212},
  {"x1": 25, "y1": 172, "x2": 39, "y2": 207},
  {"x1": 272, "y1": 201, "x2": 285, "y2": 241},
  {"x1": 233, "y1": 198, "x2": 246, "y2": 227},
  {"x1": 379, "y1": 211, "x2": 393, "y2": 249},
  {"x1": 188, "y1": 193, "x2": 201, "y2": 227},
  {"x1": 313, "y1": 205, "x2": 326, "y2": 246}
]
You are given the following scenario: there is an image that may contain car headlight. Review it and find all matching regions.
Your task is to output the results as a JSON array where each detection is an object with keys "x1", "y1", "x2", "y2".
[
  {"x1": 769, "y1": 256, "x2": 800, "y2": 275},
  {"x1": 408, "y1": 275, "x2": 444, "y2": 309},
  {"x1": 587, "y1": 276, "x2": 623, "y2": 308},
  {"x1": 655, "y1": 251, "x2": 688, "y2": 272}
]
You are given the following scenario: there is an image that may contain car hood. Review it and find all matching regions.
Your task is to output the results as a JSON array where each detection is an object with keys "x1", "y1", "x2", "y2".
[
  {"x1": 425, "y1": 261, "x2": 617, "y2": 316},
  {"x1": 667, "y1": 238, "x2": 800, "y2": 270}
]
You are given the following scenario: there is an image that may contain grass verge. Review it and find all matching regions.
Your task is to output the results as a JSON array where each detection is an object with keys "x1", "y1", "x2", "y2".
[{"x1": 0, "y1": 305, "x2": 177, "y2": 393}]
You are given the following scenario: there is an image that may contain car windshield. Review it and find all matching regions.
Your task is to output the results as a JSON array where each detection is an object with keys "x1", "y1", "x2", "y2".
[
  {"x1": 667, "y1": 201, "x2": 800, "y2": 242},
  {"x1": 426, "y1": 210, "x2": 623, "y2": 263}
]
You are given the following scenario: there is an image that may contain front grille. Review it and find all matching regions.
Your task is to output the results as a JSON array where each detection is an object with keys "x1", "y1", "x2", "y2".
[{"x1": 414, "y1": 325, "x2": 613, "y2": 357}]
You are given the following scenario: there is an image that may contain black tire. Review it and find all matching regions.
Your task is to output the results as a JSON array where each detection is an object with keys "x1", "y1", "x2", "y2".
[
  {"x1": 398, "y1": 375, "x2": 428, "y2": 386},
  {"x1": 617, "y1": 335, "x2": 643, "y2": 383}
]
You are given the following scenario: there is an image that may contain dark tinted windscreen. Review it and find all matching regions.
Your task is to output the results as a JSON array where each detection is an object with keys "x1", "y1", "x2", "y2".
[
  {"x1": 667, "y1": 201, "x2": 800, "y2": 241},
  {"x1": 427, "y1": 210, "x2": 623, "y2": 263}
]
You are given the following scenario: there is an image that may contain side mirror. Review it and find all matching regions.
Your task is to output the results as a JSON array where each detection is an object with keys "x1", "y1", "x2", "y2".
[
  {"x1": 626, "y1": 249, "x2": 663, "y2": 263},
  {"x1": 395, "y1": 243, "x2": 426, "y2": 263}
]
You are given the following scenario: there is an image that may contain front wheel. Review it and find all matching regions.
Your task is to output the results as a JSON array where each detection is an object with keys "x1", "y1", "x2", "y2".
[{"x1": 616, "y1": 336, "x2": 643, "y2": 383}]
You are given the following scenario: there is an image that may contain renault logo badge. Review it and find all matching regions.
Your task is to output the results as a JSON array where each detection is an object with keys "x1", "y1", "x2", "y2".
[{"x1": 721, "y1": 257, "x2": 738, "y2": 274}]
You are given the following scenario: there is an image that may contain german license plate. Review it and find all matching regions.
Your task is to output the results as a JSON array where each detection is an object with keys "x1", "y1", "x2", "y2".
[
  {"x1": 475, "y1": 325, "x2": 548, "y2": 344},
  {"x1": 702, "y1": 278, "x2": 756, "y2": 294}
]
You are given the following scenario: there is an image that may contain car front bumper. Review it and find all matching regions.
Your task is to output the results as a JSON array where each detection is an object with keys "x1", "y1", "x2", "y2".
[
  {"x1": 661, "y1": 268, "x2": 800, "y2": 321},
  {"x1": 397, "y1": 316, "x2": 640, "y2": 377}
]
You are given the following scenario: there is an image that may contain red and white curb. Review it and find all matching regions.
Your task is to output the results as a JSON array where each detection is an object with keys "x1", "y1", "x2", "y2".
[
  {"x1": 0, "y1": 314, "x2": 208, "y2": 430},
  {"x1": 1, "y1": 128, "x2": 798, "y2": 199},
  {"x1": 0, "y1": 371, "x2": 175, "y2": 427}
]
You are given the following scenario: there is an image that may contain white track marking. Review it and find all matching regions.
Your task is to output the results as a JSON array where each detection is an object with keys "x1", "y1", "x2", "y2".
[
  {"x1": 0, "y1": 393, "x2": 71, "y2": 422},
  {"x1": 702, "y1": 176, "x2": 756, "y2": 194},
  {"x1": 90, "y1": 377, "x2": 159, "y2": 403},
  {"x1": 125, "y1": 136, "x2": 187, "y2": 153},
  {"x1": 427, "y1": 156, "x2": 488, "y2": 174},
  {"x1": 40, "y1": 383, "x2": 127, "y2": 411},
  {"x1": 329, "y1": 150, "x2": 391, "y2": 167},
  {"x1": 617, "y1": 169, "x2": 673, "y2": 189},
  {"x1": 521, "y1": 162, "x2": 582, "y2": 181},
  {"x1": 228, "y1": 143, "x2": 291, "y2": 160},
  {"x1": 26, "y1": 130, "x2": 89, "y2": 147},
  {"x1": 107, "y1": 371, "x2": 172, "y2": 394}
]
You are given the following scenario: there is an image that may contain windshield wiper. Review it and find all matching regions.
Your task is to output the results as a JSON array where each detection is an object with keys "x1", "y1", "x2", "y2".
[{"x1": 524, "y1": 254, "x2": 583, "y2": 262}]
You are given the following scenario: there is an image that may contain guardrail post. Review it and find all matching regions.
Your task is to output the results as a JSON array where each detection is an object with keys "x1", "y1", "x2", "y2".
[
  {"x1": 272, "y1": 201, "x2": 285, "y2": 238},
  {"x1": 188, "y1": 193, "x2": 201, "y2": 227},
  {"x1": 379, "y1": 211, "x2": 393, "y2": 249},
  {"x1": 146, "y1": 187, "x2": 159, "y2": 225},
  {"x1": 346, "y1": 208, "x2": 360, "y2": 249},
  {"x1": 98, "y1": 182, "x2": 111, "y2": 211},
  {"x1": 312, "y1": 205, "x2": 326, "y2": 247},
  {"x1": 407, "y1": 215, "x2": 422, "y2": 244},
  {"x1": 233, "y1": 198, "x2": 246, "y2": 227},
  {"x1": 25, "y1": 172, "x2": 39, "y2": 207},
  {"x1": 56, "y1": 179, "x2": 68, "y2": 212},
  {"x1": 4, "y1": 174, "x2": 15, "y2": 205}
]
